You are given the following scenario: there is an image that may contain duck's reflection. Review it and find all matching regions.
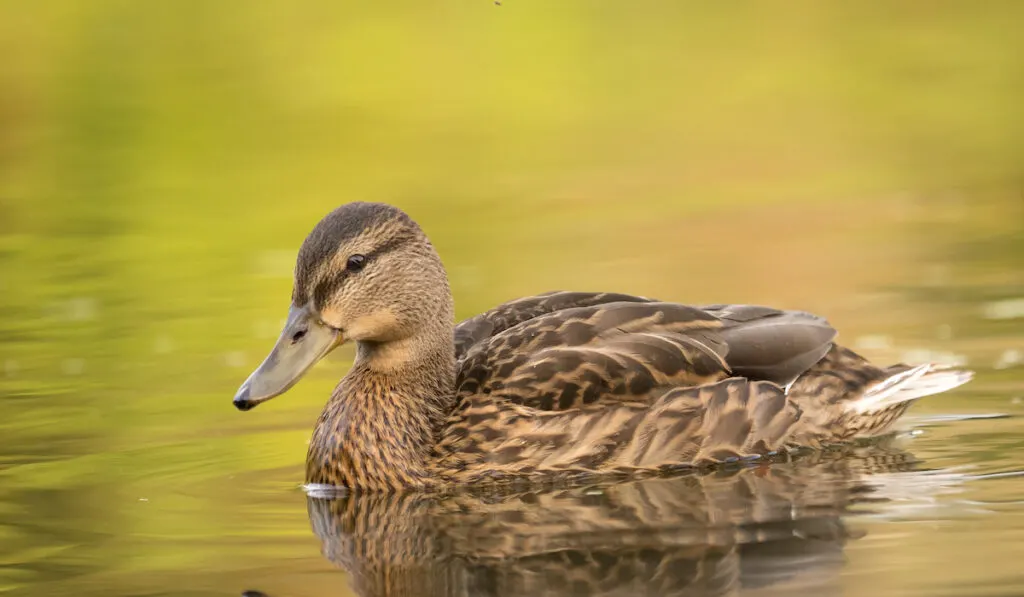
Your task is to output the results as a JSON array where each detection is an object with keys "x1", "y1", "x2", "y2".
[{"x1": 292, "y1": 448, "x2": 925, "y2": 597}]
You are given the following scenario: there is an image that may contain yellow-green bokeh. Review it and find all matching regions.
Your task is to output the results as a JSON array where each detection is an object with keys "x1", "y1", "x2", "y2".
[{"x1": 1, "y1": 2, "x2": 1022, "y2": 596}]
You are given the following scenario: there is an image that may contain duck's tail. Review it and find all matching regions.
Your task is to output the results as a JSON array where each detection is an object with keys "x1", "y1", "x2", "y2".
[{"x1": 844, "y1": 363, "x2": 974, "y2": 417}]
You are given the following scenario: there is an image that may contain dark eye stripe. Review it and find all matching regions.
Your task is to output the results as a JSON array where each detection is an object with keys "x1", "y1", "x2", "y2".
[{"x1": 311, "y1": 234, "x2": 411, "y2": 309}]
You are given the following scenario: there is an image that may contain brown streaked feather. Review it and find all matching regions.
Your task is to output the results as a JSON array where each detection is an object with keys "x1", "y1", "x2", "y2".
[
  {"x1": 434, "y1": 378, "x2": 800, "y2": 481},
  {"x1": 454, "y1": 300, "x2": 833, "y2": 414},
  {"x1": 452, "y1": 299, "x2": 835, "y2": 419},
  {"x1": 783, "y1": 345, "x2": 930, "y2": 445},
  {"x1": 453, "y1": 291, "x2": 658, "y2": 360},
  {"x1": 459, "y1": 330, "x2": 731, "y2": 411}
]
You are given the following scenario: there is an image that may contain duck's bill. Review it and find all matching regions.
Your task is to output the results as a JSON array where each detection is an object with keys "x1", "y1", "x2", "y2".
[{"x1": 233, "y1": 304, "x2": 341, "y2": 411}]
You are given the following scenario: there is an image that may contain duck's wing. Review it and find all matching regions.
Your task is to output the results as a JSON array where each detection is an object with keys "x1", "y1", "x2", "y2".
[
  {"x1": 454, "y1": 301, "x2": 836, "y2": 412},
  {"x1": 437, "y1": 378, "x2": 800, "y2": 478},
  {"x1": 454, "y1": 291, "x2": 657, "y2": 361},
  {"x1": 700, "y1": 304, "x2": 838, "y2": 387}
]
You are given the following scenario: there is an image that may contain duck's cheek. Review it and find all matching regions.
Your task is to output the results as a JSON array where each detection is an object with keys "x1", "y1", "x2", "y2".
[
  {"x1": 318, "y1": 305, "x2": 347, "y2": 333},
  {"x1": 343, "y1": 308, "x2": 402, "y2": 342}
]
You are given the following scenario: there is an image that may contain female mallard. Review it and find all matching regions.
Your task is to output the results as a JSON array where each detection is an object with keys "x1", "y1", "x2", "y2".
[{"x1": 232, "y1": 202, "x2": 972, "y2": 491}]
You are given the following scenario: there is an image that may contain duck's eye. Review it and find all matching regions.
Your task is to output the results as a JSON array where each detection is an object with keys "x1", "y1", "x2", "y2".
[{"x1": 345, "y1": 254, "x2": 366, "y2": 272}]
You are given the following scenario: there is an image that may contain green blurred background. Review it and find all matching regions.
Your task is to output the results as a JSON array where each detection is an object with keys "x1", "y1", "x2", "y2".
[{"x1": 1, "y1": 2, "x2": 1023, "y2": 596}]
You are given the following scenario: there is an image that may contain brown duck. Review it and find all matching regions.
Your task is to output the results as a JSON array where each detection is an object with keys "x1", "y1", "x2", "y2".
[{"x1": 232, "y1": 202, "x2": 973, "y2": 491}]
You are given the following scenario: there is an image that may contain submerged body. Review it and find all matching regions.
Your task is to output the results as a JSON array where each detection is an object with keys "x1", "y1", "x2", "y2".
[{"x1": 233, "y1": 202, "x2": 972, "y2": 491}]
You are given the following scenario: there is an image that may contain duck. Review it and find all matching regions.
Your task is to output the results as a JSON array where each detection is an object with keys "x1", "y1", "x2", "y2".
[{"x1": 232, "y1": 201, "x2": 973, "y2": 491}]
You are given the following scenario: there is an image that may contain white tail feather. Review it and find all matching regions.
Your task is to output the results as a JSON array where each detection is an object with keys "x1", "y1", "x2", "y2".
[{"x1": 846, "y1": 364, "x2": 974, "y2": 415}]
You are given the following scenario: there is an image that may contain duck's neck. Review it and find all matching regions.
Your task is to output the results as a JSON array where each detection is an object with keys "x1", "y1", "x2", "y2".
[{"x1": 306, "y1": 329, "x2": 456, "y2": 490}]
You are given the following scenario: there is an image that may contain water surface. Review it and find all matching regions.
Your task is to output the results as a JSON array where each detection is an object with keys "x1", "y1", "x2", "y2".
[
  {"x1": 2, "y1": 191, "x2": 1022, "y2": 597},
  {"x1": 2, "y1": 3, "x2": 1023, "y2": 596}
]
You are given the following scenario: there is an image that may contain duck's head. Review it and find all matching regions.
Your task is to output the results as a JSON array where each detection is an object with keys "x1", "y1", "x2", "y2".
[{"x1": 233, "y1": 202, "x2": 453, "y2": 411}]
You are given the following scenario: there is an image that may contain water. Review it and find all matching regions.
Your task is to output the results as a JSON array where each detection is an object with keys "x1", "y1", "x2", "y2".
[
  {"x1": 2, "y1": 191, "x2": 1022, "y2": 597},
  {"x1": 2, "y1": 3, "x2": 1024, "y2": 595}
]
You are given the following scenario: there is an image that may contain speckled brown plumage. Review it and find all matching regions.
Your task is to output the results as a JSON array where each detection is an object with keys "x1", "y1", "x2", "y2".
[{"x1": 235, "y1": 202, "x2": 973, "y2": 492}]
